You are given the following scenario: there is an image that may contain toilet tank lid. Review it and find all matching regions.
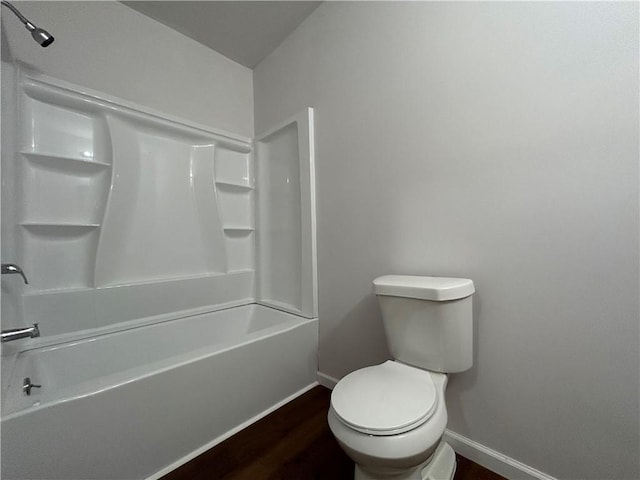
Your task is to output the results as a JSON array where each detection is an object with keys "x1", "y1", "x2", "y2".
[{"x1": 373, "y1": 275, "x2": 475, "y2": 301}]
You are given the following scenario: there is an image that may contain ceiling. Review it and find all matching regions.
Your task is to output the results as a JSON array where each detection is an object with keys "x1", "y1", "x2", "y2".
[{"x1": 121, "y1": 1, "x2": 322, "y2": 69}]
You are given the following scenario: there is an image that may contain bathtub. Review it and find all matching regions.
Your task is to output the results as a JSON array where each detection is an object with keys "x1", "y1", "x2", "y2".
[{"x1": 1, "y1": 304, "x2": 319, "y2": 480}]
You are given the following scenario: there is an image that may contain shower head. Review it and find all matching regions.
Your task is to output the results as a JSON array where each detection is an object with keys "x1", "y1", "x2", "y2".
[
  {"x1": 28, "y1": 25, "x2": 54, "y2": 47},
  {"x1": 1, "y1": 0, "x2": 54, "y2": 47}
]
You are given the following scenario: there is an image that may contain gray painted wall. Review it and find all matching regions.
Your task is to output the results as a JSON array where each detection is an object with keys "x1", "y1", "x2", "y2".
[
  {"x1": 254, "y1": 3, "x2": 639, "y2": 479},
  {"x1": 2, "y1": 1, "x2": 253, "y2": 137}
]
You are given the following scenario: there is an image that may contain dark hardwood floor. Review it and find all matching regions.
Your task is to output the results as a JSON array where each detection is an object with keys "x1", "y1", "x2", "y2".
[{"x1": 162, "y1": 386, "x2": 506, "y2": 480}]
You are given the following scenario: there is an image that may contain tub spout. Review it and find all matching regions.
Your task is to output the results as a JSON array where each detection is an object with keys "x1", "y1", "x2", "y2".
[{"x1": 1, "y1": 323, "x2": 39, "y2": 343}]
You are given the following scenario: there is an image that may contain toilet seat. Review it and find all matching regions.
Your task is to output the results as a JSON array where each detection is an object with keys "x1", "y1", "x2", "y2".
[{"x1": 331, "y1": 361, "x2": 437, "y2": 436}]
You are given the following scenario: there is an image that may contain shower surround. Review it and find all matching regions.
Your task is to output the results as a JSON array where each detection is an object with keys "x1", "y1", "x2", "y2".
[{"x1": 1, "y1": 70, "x2": 318, "y2": 479}]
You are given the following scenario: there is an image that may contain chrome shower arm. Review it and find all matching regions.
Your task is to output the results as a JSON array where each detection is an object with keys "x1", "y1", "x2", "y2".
[{"x1": 1, "y1": 0, "x2": 29, "y2": 26}]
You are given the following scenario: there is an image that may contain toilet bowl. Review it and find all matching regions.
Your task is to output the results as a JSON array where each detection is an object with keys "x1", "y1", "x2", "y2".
[
  {"x1": 328, "y1": 360, "x2": 452, "y2": 480},
  {"x1": 327, "y1": 275, "x2": 475, "y2": 480}
]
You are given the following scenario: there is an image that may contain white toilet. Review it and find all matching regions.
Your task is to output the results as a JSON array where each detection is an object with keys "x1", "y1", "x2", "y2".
[{"x1": 328, "y1": 275, "x2": 475, "y2": 480}]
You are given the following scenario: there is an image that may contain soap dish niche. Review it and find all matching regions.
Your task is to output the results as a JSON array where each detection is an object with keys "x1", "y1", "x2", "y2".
[
  {"x1": 224, "y1": 229, "x2": 254, "y2": 273},
  {"x1": 215, "y1": 148, "x2": 253, "y2": 188},
  {"x1": 217, "y1": 189, "x2": 254, "y2": 229},
  {"x1": 21, "y1": 158, "x2": 111, "y2": 225},
  {"x1": 21, "y1": 224, "x2": 99, "y2": 292},
  {"x1": 22, "y1": 96, "x2": 112, "y2": 164}
]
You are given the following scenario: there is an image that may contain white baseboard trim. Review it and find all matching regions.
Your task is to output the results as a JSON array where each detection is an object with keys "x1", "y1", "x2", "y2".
[
  {"x1": 444, "y1": 430, "x2": 557, "y2": 480},
  {"x1": 147, "y1": 381, "x2": 319, "y2": 480},
  {"x1": 317, "y1": 371, "x2": 339, "y2": 389}
]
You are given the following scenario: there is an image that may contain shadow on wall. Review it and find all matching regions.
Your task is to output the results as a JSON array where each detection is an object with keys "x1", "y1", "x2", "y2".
[
  {"x1": 445, "y1": 291, "x2": 483, "y2": 434},
  {"x1": 1, "y1": 19, "x2": 11, "y2": 62},
  {"x1": 321, "y1": 294, "x2": 391, "y2": 378}
]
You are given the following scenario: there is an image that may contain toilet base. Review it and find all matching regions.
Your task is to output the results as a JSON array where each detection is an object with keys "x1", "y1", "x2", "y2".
[{"x1": 354, "y1": 442, "x2": 457, "y2": 480}]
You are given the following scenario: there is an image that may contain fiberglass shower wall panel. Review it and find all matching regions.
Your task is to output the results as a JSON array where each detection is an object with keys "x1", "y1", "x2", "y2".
[
  {"x1": 15, "y1": 72, "x2": 255, "y2": 338},
  {"x1": 19, "y1": 78, "x2": 113, "y2": 293},
  {"x1": 255, "y1": 108, "x2": 318, "y2": 318}
]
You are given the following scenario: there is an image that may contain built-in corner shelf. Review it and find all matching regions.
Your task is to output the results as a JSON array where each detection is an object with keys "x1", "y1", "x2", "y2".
[
  {"x1": 223, "y1": 227, "x2": 255, "y2": 233},
  {"x1": 22, "y1": 151, "x2": 111, "y2": 171},
  {"x1": 20, "y1": 222, "x2": 100, "y2": 232},
  {"x1": 215, "y1": 181, "x2": 253, "y2": 192}
]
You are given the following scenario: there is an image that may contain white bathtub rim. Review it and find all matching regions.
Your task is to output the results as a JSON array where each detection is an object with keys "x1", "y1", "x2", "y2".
[
  {"x1": 13, "y1": 298, "x2": 255, "y2": 354},
  {"x1": 146, "y1": 381, "x2": 320, "y2": 480},
  {"x1": 21, "y1": 302, "x2": 301, "y2": 356},
  {"x1": 2, "y1": 310, "x2": 318, "y2": 419}
]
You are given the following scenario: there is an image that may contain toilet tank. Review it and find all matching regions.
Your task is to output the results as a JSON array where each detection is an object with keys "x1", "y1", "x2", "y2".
[{"x1": 373, "y1": 275, "x2": 475, "y2": 373}]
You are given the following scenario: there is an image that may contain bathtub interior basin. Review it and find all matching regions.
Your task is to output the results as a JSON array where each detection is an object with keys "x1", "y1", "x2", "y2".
[{"x1": 1, "y1": 303, "x2": 319, "y2": 480}]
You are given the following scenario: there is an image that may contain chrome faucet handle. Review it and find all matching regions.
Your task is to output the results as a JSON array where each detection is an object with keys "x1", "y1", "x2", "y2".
[
  {"x1": 1, "y1": 264, "x2": 28, "y2": 284},
  {"x1": 22, "y1": 377, "x2": 41, "y2": 396}
]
